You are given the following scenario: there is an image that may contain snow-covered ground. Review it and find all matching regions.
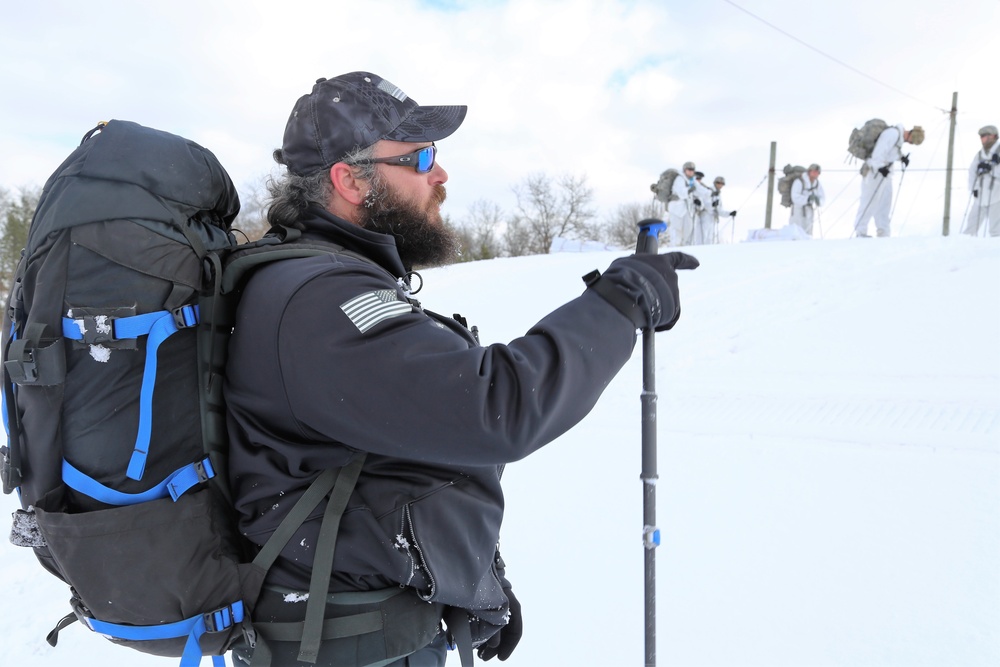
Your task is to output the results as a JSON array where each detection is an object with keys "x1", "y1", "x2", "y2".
[{"x1": 2, "y1": 233, "x2": 997, "y2": 667}]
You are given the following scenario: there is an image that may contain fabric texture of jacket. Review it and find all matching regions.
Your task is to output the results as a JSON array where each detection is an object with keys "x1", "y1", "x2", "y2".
[{"x1": 225, "y1": 206, "x2": 643, "y2": 642}]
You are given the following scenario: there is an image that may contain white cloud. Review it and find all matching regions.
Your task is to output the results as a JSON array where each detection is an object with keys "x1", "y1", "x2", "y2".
[{"x1": 1, "y1": 0, "x2": 996, "y2": 238}]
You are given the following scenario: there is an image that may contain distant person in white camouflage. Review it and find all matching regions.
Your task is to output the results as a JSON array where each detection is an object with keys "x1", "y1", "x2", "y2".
[
  {"x1": 853, "y1": 125, "x2": 924, "y2": 238},
  {"x1": 789, "y1": 164, "x2": 825, "y2": 236},
  {"x1": 691, "y1": 171, "x2": 715, "y2": 245},
  {"x1": 696, "y1": 176, "x2": 736, "y2": 244},
  {"x1": 962, "y1": 125, "x2": 1000, "y2": 237},
  {"x1": 667, "y1": 161, "x2": 701, "y2": 246}
]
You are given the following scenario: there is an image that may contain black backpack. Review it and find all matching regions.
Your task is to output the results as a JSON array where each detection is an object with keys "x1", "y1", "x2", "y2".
[{"x1": 0, "y1": 120, "x2": 399, "y2": 666}]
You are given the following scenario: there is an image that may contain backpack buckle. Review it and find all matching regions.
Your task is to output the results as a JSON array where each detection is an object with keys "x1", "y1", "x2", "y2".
[
  {"x1": 203, "y1": 602, "x2": 243, "y2": 633},
  {"x1": 78, "y1": 315, "x2": 116, "y2": 345},
  {"x1": 170, "y1": 304, "x2": 200, "y2": 330}
]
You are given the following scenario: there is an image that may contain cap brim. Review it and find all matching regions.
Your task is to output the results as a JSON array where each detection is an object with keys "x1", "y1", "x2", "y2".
[{"x1": 384, "y1": 105, "x2": 467, "y2": 144}]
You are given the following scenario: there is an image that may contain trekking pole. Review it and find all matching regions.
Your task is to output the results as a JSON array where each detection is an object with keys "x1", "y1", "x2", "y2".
[
  {"x1": 635, "y1": 218, "x2": 667, "y2": 667},
  {"x1": 888, "y1": 165, "x2": 907, "y2": 225},
  {"x1": 852, "y1": 173, "x2": 887, "y2": 237},
  {"x1": 960, "y1": 189, "x2": 974, "y2": 235},
  {"x1": 982, "y1": 174, "x2": 996, "y2": 237}
]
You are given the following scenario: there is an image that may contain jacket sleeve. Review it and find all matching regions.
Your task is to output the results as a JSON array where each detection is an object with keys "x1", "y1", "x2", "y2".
[{"x1": 271, "y1": 256, "x2": 641, "y2": 467}]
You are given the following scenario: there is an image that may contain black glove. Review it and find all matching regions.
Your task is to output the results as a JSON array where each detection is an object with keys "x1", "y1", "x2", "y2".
[
  {"x1": 712, "y1": 200, "x2": 719, "y2": 208},
  {"x1": 589, "y1": 252, "x2": 699, "y2": 332},
  {"x1": 900, "y1": 153, "x2": 910, "y2": 167},
  {"x1": 978, "y1": 161, "x2": 992, "y2": 175},
  {"x1": 478, "y1": 589, "x2": 522, "y2": 661},
  {"x1": 974, "y1": 189, "x2": 979, "y2": 198},
  {"x1": 729, "y1": 210, "x2": 737, "y2": 218},
  {"x1": 878, "y1": 166, "x2": 891, "y2": 178},
  {"x1": 693, "y1": 198, "x2": 702, "y2": 206},
  {"x1": 992, "y1": 153, "x2": 999, "y2": 165}
]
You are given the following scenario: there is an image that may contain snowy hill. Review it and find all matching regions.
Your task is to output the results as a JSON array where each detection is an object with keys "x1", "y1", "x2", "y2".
[{"x1": 2, "y1": 235, "x2": 997, "y2": 667}]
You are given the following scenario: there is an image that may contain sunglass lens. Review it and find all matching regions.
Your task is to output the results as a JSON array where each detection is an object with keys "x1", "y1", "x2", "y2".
[{"x1": 417, "y1": 146, "x2": 435, "y2": 173}]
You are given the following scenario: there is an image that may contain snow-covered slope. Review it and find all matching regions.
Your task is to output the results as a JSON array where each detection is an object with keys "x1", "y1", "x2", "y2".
[{"x1": 2, "y1": 235, "x2": 997, "y2": 667}]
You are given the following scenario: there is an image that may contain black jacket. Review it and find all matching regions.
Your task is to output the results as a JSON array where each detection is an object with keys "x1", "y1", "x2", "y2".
[{"x1": 225, "y1": 206, "x2": 641, "y2": 635}]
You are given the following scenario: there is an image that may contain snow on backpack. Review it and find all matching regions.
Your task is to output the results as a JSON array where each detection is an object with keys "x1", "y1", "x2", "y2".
[
  {"x1": 650, "y1": 168, "x2": 681, "y2": 203},
  {"x1": 777, "y1": 164, "x2": 806, "y2": 208},
  {"x1": 0, "y1": 120, "x2": 394, "y2": 666},
  {"x1": 847, "y1": 118, "x2": 888, "y2": 160}
]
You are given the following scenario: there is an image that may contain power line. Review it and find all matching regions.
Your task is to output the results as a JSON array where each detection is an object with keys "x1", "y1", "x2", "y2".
[{"x1": 720, "y1": 0, "x2": 949, "y2": 113}]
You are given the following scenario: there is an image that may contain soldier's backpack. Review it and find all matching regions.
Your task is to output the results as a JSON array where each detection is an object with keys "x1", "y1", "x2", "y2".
[
  {"x1": 847, "y1": 118, "x2": 888, "y2": 160},
  {"x1": 1, "y1": 120, "x2": 408, "y2": 666},
  {"x1": 777, "y1": 164, "x2": 806, "y2": 208},
  {"x1": 650, "y1": 168, "x2": 681, "y2": 204}
]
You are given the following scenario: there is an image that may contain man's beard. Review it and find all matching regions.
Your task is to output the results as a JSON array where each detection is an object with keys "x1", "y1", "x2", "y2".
[{"x1": 359, "y1": 178, "x2": 457, "y2": 270}]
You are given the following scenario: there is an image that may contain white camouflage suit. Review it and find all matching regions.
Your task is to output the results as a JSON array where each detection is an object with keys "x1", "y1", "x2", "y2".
[
  {"x1": 963, "y1": 138, "x2": 1000, "y2": 237},
  {"x1": 789, "y1": 173, "x2": 825, "y2": 236},
  {"x1": 667, "y1": 173, "x2": 701, "y2": 246},
  {"x1": 695, "y1": 184, "x2": 730, "y2": 244},
  {"x1": 854, "y1": 124, "x2": 905, "y2": 237}
]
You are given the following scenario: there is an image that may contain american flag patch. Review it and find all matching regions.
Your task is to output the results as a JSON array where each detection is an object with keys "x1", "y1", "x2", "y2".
[{"x1": 341, "y1": 290, "x2": 412, "y2": 333}]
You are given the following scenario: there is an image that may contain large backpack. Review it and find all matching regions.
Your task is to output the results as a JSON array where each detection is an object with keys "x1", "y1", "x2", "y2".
[
  {"x1": 847, "y1": 118, "x2": 888, "y2": 160},
  {"x1": 1, "y1": 120, "x2": 403, "y2": 666},
  {"x1": 650, "y1": 168, "x2": 681, "y2": 204},
  {"x1": 777, "y1": 164, "x2": 806, "y2": 208}
]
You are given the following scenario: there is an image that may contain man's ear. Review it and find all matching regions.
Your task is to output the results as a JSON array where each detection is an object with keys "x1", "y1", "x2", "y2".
[{"x1": 330, "y1": 163, "x2": 367, "y2": 207}]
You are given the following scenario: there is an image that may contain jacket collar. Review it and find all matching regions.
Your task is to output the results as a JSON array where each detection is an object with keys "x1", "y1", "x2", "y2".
[{"x1": 299, "y1": 205, "x2": 408, "y2": 279}]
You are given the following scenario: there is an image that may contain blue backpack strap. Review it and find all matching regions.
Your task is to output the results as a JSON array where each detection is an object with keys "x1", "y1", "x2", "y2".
[
  {"x1": 62, "y1": 457, "x2": 216, "y2": 506},
  {"x1": 61, "y1": 305, "x2": 200, "y2": 482},
  {"x1": 81, "y1": 601, "x2": 243, "y2": 667}
]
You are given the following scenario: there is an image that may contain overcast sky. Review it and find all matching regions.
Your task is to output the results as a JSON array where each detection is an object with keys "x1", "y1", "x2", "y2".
[{"x1": 2, "y1": 0, "x2": 997, "y2": 238}]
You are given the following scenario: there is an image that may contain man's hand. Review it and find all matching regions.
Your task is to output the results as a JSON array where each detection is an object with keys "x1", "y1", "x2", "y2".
[
  {"x1": 900, "y1": 154, "x2": 910, "y2": 168},
  {"x1": 729, "y1": 210, "x2": 737, "y2": 218},
  {"x1": 693, "y1": 198, "x2": 702, "y2": 206},
  {"x1": 478, "y1": 589, "x2": 523, "y2": 661},
  {"x1": 878, "y1": 166, "x2": 891, "y2": 178}
]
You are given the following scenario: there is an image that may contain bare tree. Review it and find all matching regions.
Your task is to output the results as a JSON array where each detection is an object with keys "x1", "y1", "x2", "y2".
[
  {"x1": 454, "y1": 199, "x2": 504, "y2": 262},
  {"x1": 600, "y1": 200, "x2": 663, "y2": 248},
  {"x1": 232, "y1": 174, "x2": 272, "y2": 242},
  {"x1": 502, "y1": 217, "x2": 533, "y2": 257},
  {"x1": 0, "y1": 185, "x2": 42, "y2": 302},
  {"x1": 511, "y1": 173, "x2": 596, "y2": 254}
]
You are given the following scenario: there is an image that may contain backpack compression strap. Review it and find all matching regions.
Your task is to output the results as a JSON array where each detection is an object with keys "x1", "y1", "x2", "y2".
[
  {"x1": 61, "y1": 304, "x2": 200, "y2": 481},
  {"x1": 74, "y1": 601, "x2": 243, "y2": 667}
]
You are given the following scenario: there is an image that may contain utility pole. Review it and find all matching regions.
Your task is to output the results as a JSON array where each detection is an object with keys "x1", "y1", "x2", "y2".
[
  {"x1": 764, "y1": 141, "x2": 777, "y2": 229},
  {"x1": 943, "y1": 92, "x2": 958, "y2": 236}
]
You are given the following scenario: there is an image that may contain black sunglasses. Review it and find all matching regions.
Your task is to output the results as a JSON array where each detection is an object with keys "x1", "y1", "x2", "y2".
[{"x1": 353, "y1": 144, "x2": 437, "y2": 174}]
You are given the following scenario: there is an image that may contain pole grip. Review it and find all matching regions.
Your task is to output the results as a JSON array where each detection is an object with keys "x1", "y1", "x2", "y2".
[{"x1": 635, "y1": 219, "x2": 666, "y2": 255}]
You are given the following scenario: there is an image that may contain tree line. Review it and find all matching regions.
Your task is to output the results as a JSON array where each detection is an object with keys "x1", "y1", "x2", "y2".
[{"x1": 0, "y1": 173, "x2": 659, "y2": 299}]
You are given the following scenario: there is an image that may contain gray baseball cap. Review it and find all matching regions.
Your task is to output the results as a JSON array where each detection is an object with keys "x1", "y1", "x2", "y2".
[
  {"x1": 980, "y1": 125, "x2": 998, "y2": 137},
  {"x1": 281, "y1": 72, "x2": 467, "y2": 175}
]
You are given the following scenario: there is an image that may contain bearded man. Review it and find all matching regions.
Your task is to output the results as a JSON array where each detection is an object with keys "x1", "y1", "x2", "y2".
[{"x1": 225, "y1": 72, "x2": 697, "y2": 667}]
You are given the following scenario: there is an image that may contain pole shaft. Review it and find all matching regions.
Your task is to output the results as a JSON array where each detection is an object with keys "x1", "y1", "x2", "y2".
[
  {"x1": 635, "y1": 220, "x2": 663, "y2": 667},
  {"x1": 642, "y1": 331, "x2": 657, "y2": 667}
]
